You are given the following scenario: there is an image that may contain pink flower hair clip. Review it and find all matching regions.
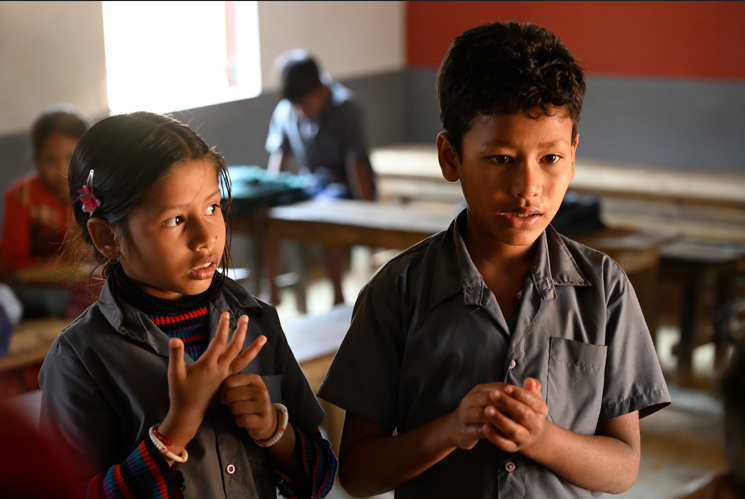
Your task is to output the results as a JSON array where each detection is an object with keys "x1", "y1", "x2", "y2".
[{"x1": 77, "y1": 169, "x2": 101, "y2": 215}]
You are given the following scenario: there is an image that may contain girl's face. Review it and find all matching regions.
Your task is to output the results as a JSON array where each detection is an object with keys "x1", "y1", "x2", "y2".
[
  {"x1": 36, "y1": 132, "x2": 79, "y2": 201},
  {"x1": 116, "y1": 158, "x2": 226, "y2": 299}
]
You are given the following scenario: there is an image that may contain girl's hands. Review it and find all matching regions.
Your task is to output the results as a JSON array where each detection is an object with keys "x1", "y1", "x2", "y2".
[
  {"x1": 219, "y1": 374, "x2": 278, "y2": 441},
  {"x1": 159, "y1": 313, "x2": 266, "y2": 451},
  {"x1": 445, "y1": 382, "x2": 509, "y2": 449},
  {"x1": 483, "y1": 377, "x2": 549, "y2": 453}
]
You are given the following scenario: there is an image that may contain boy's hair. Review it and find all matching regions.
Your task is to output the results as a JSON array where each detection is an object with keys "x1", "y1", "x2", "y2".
[
  {"x1": 277, "y1": 49, "x2": 322, "y2": 103},
  {"x1": 68, "y1": 112, "x2": 233, "y2": 282},
  {"x1": 31, "y1": 104, "x2": 89, "y2": 155},
  {"x1": 437, "y1": 21, "x2": 586, "y2": 157}
]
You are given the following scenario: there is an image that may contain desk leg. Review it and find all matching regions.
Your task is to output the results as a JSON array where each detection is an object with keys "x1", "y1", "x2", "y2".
[
  {"x1": 251, "y1": 207, "x2": 267, "y2": 296},
  {"x1": 677, "y1": 269, "x2": 702, "y2": 385},
  {"x1": 715, "y1": 266, "x2": 735, "y2": 370},
  {"x1": 631, "y1": 264, "x2": 660, "y2": 349}
]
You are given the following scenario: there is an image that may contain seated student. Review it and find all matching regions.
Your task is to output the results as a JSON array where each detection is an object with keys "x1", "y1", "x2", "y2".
[
  {"x1": 0, "y1": 106, "x2": 89, "y2": 318},
  {"x1": 39, "y1": 112, "x2": 336, "y2": 498},
  {"x1": 318, "y1": 22, "x2": 670, "y2": 498},
  {"x1": 265, "y1": 50, "x2": 375, "y2": 306}
]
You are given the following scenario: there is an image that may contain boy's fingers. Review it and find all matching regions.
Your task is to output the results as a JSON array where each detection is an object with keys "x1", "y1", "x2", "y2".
[
  {"x1": 229, "y1": 335, "x2": 266, "y2": 375},
  {"x1": 490, "y1": 390, "x2": 536, "y2": 427},
  {"x1": 167, "y1": 337, "x2": 185, "y2": 381},
  {"x1": 523, "y1": 377, "x2": 542, "y2": 396},
  {"x1": 485, "y1": 405, "x2": 527, "y2": 442},
  {"x1": 202, "y1": 312, "x2": 231, "y2": 364},
  {"x1": 502, "y1": 385, "x2": 546, "y2": 416},
  {"x1": 483, "y1": 423, "x2": 518, "y2": 452}
]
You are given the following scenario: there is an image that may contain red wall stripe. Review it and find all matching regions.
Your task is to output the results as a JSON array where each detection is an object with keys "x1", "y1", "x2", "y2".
[{"x1": 407, "y1": 1, "x2": 745, "y2": 81}]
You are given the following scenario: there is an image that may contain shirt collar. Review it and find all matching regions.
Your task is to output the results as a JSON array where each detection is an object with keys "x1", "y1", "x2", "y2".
[
  {"x1": 97, "y1": 276, "x2": 264, "y2": 356},
  {"x1": 429, "y1": 210, "x2": 590, "y2": 309}
]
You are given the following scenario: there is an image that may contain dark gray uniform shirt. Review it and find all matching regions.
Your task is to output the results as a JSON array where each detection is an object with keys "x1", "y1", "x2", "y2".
[
  {"x1": 318, "y1": 210, "x2": 670, "y2": 498},
  {"x1": 39, "y1": 278, "x2": 324, "y2": 499},
  {"x1": 265, "y1": 80, "x2": 373, "y2": 194}
]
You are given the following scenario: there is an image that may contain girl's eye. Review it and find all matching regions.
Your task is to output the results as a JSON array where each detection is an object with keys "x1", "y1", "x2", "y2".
[
  {"x1": 164, "y1": 215, "x2": 184, "y2": 227},
  {"x1": 491, "y1": 155, "x2": 512, "y2": 164},
  {"x1": 206, "y1": 203, "x2": 220, "y2": 215},
  {"x1": 544, "y1": 154, "x2": 561, "y2": 164}
]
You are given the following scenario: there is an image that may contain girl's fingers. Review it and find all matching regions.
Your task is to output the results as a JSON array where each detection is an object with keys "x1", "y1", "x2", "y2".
[
  {"x1": 201, "y1": 312, "x2": 231, "y2": 364},
  {"x1": 167, "y1": 337, "x2": 186, "y2": 382},
  {"x1": 228, "y1": 335, "x2": 266, "y2": 375},
  {"x1": 220, "y1": 316, "x2": 249, "y2": 364}
]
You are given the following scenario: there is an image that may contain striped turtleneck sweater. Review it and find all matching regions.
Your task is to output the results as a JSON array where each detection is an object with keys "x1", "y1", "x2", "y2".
[{"x1": 112, "y1": 267, "x2": 217, "y2": 361}]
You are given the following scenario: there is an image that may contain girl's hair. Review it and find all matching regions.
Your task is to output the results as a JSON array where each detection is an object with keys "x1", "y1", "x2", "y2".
[
  {"x1": 68, "y1": 112, "x2": 232, "y2": 282},
  {"x1": 31, "y1": 104, "x2": 89, "y2": 155}
]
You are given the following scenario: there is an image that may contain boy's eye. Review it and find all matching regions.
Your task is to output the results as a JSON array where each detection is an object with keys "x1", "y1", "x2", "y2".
[
  {"x1": 206, "y1": 203, "x2": 220, "y2": 215},
  {"x1": 164, "y1": 215, "x2": 184, "y2": 227},
  {"x1": 544, "y1": 154, "x2": 561, "y2": 164},
  {"x1": 491, "y1": 155, "x2": 512, "y2": 164}
]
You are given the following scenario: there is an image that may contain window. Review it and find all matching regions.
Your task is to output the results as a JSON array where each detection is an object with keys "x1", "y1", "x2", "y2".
[{"x1": 102, "y1": 1, "x2": 261, "y2": 114}]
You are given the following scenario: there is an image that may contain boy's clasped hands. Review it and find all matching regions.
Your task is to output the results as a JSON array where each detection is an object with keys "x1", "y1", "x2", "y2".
[
  {"x1": 446, "y1": 378, "x2": 549, "y2": 454},
  {"x1": 158, "y1": 312, "x2": 280, "y2": 461}
]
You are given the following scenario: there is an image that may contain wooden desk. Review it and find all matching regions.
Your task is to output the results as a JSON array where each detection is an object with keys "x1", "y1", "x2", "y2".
[
  {"x1": 371, "y1": 144, "x2": 745, "y2": 241},
  {"x1": 283, "y1": 305, "x2": 353, "y2": 454},
  {"x1": 266, "y1": 199, "x2": 454, "y2": 250},
  {"x1": 268, "y1": 200, "x2": 673, "y2": 341},
  {"x1": 0, "y1": 318, "x2": 70, "y2": 372}
]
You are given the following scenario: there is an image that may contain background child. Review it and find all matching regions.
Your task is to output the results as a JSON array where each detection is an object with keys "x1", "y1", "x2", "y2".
[
  {"x1": 39, "y1": 112, "x2": 336, "y2": 498},
  {"x1": 318, "y1": 22, "x2": 670, "y2": 498},
  {"x1": 0, "y1": 105, "x2": 89, "y2": 318},
  {"x1": 264, "y1": 50, "x2": 376, "y2": 306}
]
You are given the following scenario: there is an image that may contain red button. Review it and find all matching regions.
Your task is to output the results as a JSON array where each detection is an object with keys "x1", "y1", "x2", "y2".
[{"x1": 226, "y1": 464, "x2": 235, "y2": 475}]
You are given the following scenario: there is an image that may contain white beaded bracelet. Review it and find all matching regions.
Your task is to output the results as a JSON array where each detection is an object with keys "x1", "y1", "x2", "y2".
[
  {"x1": 148, "y1": 425, "x2": 189, "y2": 463},
  {"x1": 255, "y1": 403, "x2": 289, "y2": 448}
]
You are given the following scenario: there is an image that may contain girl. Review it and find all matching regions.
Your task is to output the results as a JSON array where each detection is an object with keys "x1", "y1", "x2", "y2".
[{"x1": 38, "y1": 112, "x2": 336, "y2": 499}]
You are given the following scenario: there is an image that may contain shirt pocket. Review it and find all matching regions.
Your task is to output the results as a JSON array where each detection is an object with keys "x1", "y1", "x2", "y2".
[
  {"x1": 546, "y1": 337, "x2": 607, "y2": 435},
  {"x1": 261, "y1": 374, "x2": 282, "y2": 404}
]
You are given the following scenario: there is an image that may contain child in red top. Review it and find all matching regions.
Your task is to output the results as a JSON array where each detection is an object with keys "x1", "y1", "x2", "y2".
[
  {"x1": 0, "y1": 107, "x2": 87, "y2": 272},
  {"x1": 0, "y1": 106, "x2": 89, "y2": 318}
]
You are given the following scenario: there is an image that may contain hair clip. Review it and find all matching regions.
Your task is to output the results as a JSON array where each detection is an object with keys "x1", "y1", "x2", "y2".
[{"x1": 76, "y1": 169, "x2": 101, "y2": 215}]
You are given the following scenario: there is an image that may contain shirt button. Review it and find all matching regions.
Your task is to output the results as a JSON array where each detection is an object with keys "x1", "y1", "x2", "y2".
[
  {"x1": 226, "y1": 464, "x2": 235, "y2": 475},
  {"x1": 505, "y1": 461, "x2": 516, "y2": 473},
  {"x1": 508, "y1": 359, "x2": 516, "y2": 371}
]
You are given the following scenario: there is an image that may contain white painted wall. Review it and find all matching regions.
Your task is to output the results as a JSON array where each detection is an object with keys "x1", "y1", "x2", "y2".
[
  {"x1": 0, "y1": 1, "x2": 405, "y2": 135},
  {"x1": 0, "y1": 1, "x2": 109, "y2": 135},
  {"x1": 258, "y1": 1, "x2": 406, "y2": 90}
]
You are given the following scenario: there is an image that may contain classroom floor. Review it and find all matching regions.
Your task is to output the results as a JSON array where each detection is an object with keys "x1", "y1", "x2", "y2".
[{"x1": 256, "y1": 243, "x2": 730, "y2": 499}]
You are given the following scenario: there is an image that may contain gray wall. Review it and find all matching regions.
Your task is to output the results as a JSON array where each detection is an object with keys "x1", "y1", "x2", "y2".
[{"x1": 1, "y1": 68, "x2": 744, "y2": 230}]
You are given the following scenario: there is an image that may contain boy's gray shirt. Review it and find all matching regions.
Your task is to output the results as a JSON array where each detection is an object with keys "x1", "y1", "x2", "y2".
[
  {"x1": 39, "y1": 277, "x2": 325, "y2": 499},
  {"x1": 318, "y1": 210, "x2": 670, "y2": 498}
]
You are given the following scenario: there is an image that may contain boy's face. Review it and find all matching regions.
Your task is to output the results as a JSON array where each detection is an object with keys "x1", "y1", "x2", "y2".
[{"x1": 438, "y1": 107, "x2": 577, "y2": 251}]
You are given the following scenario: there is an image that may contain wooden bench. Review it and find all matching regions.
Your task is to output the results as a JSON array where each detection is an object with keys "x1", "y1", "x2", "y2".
[{"x1": 283, "y1": 304, "x2": 352, "y2": 454}]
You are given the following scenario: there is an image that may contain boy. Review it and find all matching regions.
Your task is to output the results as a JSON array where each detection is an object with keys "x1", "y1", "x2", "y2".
[
  {"x1": 318, "y1": 22, "x2": 670, "y2": 498},
  {"x1": 265, "y1": 50, "x2": 375, "y2": 305}
]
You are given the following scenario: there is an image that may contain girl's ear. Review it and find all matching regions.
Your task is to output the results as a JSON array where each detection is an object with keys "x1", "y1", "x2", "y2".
[
  {"x1": 437, "y1": 132, "x2": 461, "y2": 183},
  {"x1": 87, "y1": 217, "x2": 120, "y2": 259}
]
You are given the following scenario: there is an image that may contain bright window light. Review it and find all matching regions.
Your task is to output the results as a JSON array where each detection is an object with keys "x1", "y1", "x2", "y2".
[{"x1": 102, "y1": 1, "x2": 261, "y2": 114}]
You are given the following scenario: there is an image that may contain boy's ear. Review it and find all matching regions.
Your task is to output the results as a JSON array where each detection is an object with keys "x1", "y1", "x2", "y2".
[
  {"x1": 437, "y1": 133, "x2": 461, "y2": 183},
  {"x1": 87, "y1": 217, "x2": 120, "y2": 260},
  {"x1": 570, "y1": 133, "x2": 579, "y2": 182}
]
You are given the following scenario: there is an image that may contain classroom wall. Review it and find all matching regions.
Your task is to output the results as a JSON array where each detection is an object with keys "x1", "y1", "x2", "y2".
[
  {"x1": 0, "y1": 1, "x2": 109, "y2": 136},
  {"x1": 404, "y1": 1, "x2": 745, "y2": 171}
]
